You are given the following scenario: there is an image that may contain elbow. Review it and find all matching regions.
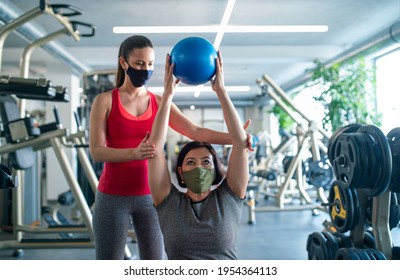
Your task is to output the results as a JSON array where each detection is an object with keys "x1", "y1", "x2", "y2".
[
  {"x1": 153, "y1": 149, "x2": 165, "y2": 160},
  {"x1": 90, "y1": 154, "x2": 100, "y2": 163},
  {"x1": 232, "y1": 135, "x2": 248, "y2": 149},
  {"x1": 181, "y1": 126, "x2": 200, "y2": 141},
  {"x1": 89, "y1": 148, "x2": 101, "y2": 162}
]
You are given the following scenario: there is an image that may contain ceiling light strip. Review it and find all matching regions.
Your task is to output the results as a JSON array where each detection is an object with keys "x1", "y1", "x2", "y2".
[
  {"x1": 214, "y1": 0, "x2": 236, "y2": 49},
  {"x1": 113, "y1": 25, "x2": 328, "y2": 34},
  {"x1": 148, "y1": 86, "x2": 250, "y2": 93},
  {"x1": 224, "y1": 25, "x2": 329, "y2": 33},
  {"x1": 113, "y1": 26, "x2": 220, "y2": 33}
]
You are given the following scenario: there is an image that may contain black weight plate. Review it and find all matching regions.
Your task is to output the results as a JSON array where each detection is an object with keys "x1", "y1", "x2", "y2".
[
  {"x1": 282, "y1": 155, "x2": 293, "y2": 174},
  {"x1": 328, "y1": 124, "x2": 363, "y2": 165},
  {"x1": 363, "y1": 230, "x2": 376, "y2": 249},
  {"x1": 363, "y1": 248, "x2": 377, "y2": 260},
  {"x1": 332, "y1": 231, "x2": 354, "y2": 248},
  {"x1": 387, "y1": 128, "x2": 400, "y2": 192},
  {"x1": 327, "y1": 181, "x2": 356, "y2": 233},
  {"x1": 306, "y1": 231, "x2": 330, "y2": 260},
  {"x1": 332, "y1": 135, "x2": 360, "y2": 188},
  {"x1": 321, "y1": 231, "x2": 340, "y2": 259},
  {"x1": 306, "y1": 159, "x2": 334, "y2": 189},
  {"x1": 356, "y1": 248, "x2": 372, "y2": 260},
  {"x1": 282, "y1": 156, "x2": 305, "y2": 179},
  {"x1": 335, "y1": 247, "x2": 361, "y2": 260},
  {"x1": 364, "y1": 248, "x2": 387, "y2": 260},
  {"x1": 255, "y1": 169, "x2": 277, "y2": 181},
  {"x1": 357, "y1": 125, "x2": 392, "y2": 197}
]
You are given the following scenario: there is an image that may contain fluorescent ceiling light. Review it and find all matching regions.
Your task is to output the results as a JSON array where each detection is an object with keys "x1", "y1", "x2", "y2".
[
  {"x1": 113, "y1": 26, "x2": 219, "y2": 33},
  {"x1": 113, "y1": 25, "x2": 328, "y2": 34},
  {"x1": 148, "y1": 86, "x2": 250, "y2": 94},
  {"x1": 211, "y1": 0, "x2": 235, "y2": 49},
  {"x1": 225, "y1": 25, "x2": 329, "y2": 33}
]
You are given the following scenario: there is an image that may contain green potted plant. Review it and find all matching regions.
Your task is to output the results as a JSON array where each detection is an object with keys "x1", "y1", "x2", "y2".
[
  {"x1": 269, "y1": 101, "x2": 296, "y2": 132},
  {"x1": 307, "y1": 57, "x2": 382, "y2": 133}
]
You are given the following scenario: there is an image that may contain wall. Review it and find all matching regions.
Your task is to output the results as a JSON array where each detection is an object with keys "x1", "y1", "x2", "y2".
[{"x1": 376, "y1": 48, "x2": 400, "y2": 135}]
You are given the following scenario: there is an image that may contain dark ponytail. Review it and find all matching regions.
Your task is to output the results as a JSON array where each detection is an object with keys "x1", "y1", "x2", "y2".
[{"x1": 115, "y1": 35, "x2": 154, "y2": 87}]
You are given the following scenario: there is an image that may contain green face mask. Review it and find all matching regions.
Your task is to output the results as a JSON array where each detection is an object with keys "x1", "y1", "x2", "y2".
[{"x1": 182, "y1": 167, "x2": 216, "y2": 194}]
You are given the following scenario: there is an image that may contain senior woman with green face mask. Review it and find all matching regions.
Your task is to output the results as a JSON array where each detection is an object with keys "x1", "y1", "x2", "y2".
[{"x1": 147, "y1": 50, "x2": 250, "y2": 260}]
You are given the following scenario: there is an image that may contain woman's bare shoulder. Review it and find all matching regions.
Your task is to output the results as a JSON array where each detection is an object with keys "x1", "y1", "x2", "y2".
[
  {"x1": 152, "y1": 93, "x2": 162, "y2": 103},
  {"x1": 93, "y1": 89, "x2": 113, "y2": 106}
]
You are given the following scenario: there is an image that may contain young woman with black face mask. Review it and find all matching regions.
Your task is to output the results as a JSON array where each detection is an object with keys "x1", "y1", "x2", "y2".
[
  {"x1": 89, "y1": 35, "x2": 251, "y2": 260},
  {"x1": 147, "y1": 51, "x2": 249, "y2": 260}
]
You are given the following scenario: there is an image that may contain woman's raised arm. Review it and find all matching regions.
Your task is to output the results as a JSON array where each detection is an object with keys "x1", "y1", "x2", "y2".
[{"x1": 147, "y1": 54, "x2": 180, "y2": 205}]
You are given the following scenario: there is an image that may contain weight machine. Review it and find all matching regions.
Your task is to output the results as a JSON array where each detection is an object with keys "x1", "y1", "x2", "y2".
[
  {"x1": 0, "y1": 0, "x2": 94, "y2": 257},
  {"x1": 248, "y1": 73, "x2": 331, "y2": 222},
  {"x1": 0, "y1": 0, "x2": 135, "y2": 259}
]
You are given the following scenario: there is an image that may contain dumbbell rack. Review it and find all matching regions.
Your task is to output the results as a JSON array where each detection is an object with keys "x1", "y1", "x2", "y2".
[
  {"x1": 307, "y1": 124, "x2": 400, "y2": 260},
  {"x1": 354, "y1": 188, "x2": 392, "y2": 257}
]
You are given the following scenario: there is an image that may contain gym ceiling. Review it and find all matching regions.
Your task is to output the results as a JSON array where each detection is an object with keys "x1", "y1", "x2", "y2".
[{"x1": 0, "y1": 0, "x2": 399, "y2": 107}]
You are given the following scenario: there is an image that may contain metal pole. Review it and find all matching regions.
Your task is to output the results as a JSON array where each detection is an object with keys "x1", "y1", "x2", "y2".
[{"x1": 49, "y1": 137, "x2": 94, "y2": 240}]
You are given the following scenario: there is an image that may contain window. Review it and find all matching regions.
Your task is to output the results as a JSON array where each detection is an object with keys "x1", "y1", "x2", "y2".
[{"x1": 376, "y1": 48, "x2": 400, "y2": 134}]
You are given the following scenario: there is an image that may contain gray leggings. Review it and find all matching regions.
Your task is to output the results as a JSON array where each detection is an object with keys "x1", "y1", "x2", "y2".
[{"x1": 93, "y1": 191, "x2": 166, "y2": 260}]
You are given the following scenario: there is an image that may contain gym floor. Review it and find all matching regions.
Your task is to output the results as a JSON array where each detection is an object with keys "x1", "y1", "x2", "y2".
[{"x1": 0, "y1": 194, "x2": 399, "y2": 260}]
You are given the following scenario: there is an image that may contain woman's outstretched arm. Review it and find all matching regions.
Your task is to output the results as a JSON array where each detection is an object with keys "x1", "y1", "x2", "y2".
[
  {"x1": 212, "y1": 51, "x2": 249, "y2": 198},
  {"x1": 147, "y1": 54, "x2": 180, "y2": 206}
]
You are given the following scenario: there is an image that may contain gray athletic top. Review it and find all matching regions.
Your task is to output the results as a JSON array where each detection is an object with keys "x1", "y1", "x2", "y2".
[{"x1": 155, "y1": 179, "x2": 245, "y2": 260}]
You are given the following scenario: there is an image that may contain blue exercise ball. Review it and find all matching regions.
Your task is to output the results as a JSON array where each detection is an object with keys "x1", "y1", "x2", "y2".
[{"x1": 170, "y1": 37, "x2": 218, "y2": 85}]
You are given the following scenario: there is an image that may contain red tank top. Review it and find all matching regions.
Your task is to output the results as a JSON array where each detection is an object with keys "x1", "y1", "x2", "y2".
[{"x1": 98, "y1": 88, "x2": 158, "y2": 196}]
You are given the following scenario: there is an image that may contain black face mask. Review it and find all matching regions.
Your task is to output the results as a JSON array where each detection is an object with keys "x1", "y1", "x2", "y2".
[{"x1": 125, "y1": 64, "x2": 153, "y2": 87}]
